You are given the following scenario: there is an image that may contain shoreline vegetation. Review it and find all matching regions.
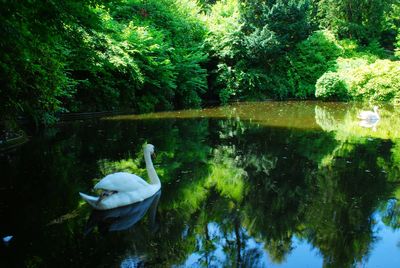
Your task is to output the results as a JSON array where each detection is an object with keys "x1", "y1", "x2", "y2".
[{"x1": 1, "y1": 0, "x2": 400, "y2": 129}]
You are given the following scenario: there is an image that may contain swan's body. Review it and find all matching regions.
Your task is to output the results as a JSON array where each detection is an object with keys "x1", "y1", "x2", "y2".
[
  {"x1": 358, "y1": 106, "x2": 380, "y2": 121},
  {"x1": 80, "y1": 144, "x2": 161, "y2": 210}
]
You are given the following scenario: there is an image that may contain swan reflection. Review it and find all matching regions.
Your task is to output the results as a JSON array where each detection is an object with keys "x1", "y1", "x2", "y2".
[
  {"x1": 358, "y1": 106, "x2": 380, "y2": 131},
  {"x1": 84, "y1": 190, "x2": 160, "y2": 234},
  {"x1": 358, "y1": 119, "x2": 379, "y2": 131}
]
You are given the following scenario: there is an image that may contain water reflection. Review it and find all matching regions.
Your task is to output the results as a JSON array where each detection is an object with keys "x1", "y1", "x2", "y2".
[
  {"x1": 1, "y1": 101, "x2": 400, "y2": 267},
  {"x1": 85, "y1": 190, "x2": 160, "y2": 234},
  {"x1": 358, "y1": 118, "x2": 379, "y2": 131},
  {"x1": 315, "y1": 103, "x2": 400, "y2": 140}
]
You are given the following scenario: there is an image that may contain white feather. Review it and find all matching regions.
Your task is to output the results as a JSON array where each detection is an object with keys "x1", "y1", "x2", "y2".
[
  {"x1": 80, "y1": 144, "x2": 161, "y2": 210},
  {"x1": 358, "y1": 106, "x2": 380, "y2": 121},
  {"x1": 94, "y1": 172, "x2": 149, "y2": 192}
]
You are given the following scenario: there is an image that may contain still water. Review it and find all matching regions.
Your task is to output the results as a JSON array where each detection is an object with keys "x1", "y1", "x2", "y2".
[{"x1": 1, "y1": 101, "x2": 400, "y2": 267}]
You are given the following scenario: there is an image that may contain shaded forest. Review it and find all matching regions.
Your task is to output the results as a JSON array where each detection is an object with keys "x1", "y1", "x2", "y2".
[{"x1": 1, "y1": 0, "x2": 400, "y2": 126}]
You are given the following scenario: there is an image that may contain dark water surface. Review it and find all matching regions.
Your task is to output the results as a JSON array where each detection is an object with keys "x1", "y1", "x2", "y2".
[{"x1": 1, "y1": 101, "x2": 400, "y2": 267}]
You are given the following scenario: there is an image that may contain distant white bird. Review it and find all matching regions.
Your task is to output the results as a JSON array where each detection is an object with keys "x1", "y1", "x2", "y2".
[
  {"x1": 80, "y1": 144, "x2": 161, "y2": 210},
  {"x1": 358, "y1": 106, "x2": 380, "y2": 121}
]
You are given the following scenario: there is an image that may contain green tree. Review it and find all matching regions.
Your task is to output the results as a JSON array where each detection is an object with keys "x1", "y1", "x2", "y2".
[
  {"x1": 315, "y1": 0, "x2": 397, "y2": 45},
  {"x1": 0, "y1": 0, "x2": 102, "y2": 125}
]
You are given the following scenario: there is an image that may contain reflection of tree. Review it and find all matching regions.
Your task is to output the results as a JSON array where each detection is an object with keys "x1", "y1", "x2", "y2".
[
  {"x1": 314, "y1": 105, "x2": 400, "y2": 264},
  {"x1": 190, "y1": 194, "x2": 267, "y2": 268},
  {"x1": 315, "y1": 105, "x2": 341, "y2": 133},
  {"x1": 381, "y1": 197, "x2": 400, "y2": 230},
  {"x1": 241, "y1": 132, "x2": 307, "y2": 264},
  {"x1": 172, "y1": 115, "x2": 400, "y2": 267},
  {"x1": 303, "y1": 141, "x2": 393, "y2": 267},
  {"x1": 226, "y1": 115, "x2": 400, "y2": 267},
  {"x1": 212, "y1": 119, "x2": 313, "y2": 264},
  {"x1": 5, "y1": 105, "x2": 400, "y2": 268},
  {"x1": 206, "y1": 145, "x2": 247, "y2": 201},
  {"x1": 378, "y1": 141, "x2": 400, "y2": 230},
  {"x1": 0, "y1": 124, "x2": 96, "y2": 267},
  {"x1": 377, "y1": 141, "x2": 400, "y2": 183},
  {"x1": 264, "y1": 239, "x2": 293, "y2": 264}
]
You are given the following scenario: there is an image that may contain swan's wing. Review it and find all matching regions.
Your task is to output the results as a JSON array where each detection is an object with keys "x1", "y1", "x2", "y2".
[
  {"x1": 358, "y1": 111, "x2": 371, "y2": 119},
  {"x1": 358, "y1": 111, "x2": 379, "y2": 119},
  {"x1": 95, "y1": 172, "x2": 149, "y2": 192},
  {"x1": 358, "y1": 111, "x2": 379, "y2": 121}
]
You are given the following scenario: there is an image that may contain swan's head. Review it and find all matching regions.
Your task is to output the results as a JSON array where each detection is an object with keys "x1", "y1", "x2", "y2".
[
  {"x1": 373, "y1": 106, "x2": 379, "y2": 113},
  {"x1": 144, "y1": 144, "x2": 155, "y2": 155}
]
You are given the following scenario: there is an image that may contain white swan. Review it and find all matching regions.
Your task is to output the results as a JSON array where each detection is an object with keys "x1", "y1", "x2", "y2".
[
  {"x1": 79, "y1": 144, "x2": 161, "y2": 210},
  {"x1": 358, "y1": 106, "x2": 380, "y2": 121}
]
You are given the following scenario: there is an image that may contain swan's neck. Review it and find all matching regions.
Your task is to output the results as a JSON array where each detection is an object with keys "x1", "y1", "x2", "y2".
[{"x1": 144, "y1": 151, "x2": 160, "y2": 185}]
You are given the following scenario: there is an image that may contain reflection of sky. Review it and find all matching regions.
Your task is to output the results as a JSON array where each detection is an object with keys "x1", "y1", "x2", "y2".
[
  {"x1": 178, "y1": 215, "x2": 400, "y2": 267},
  {"x1": 366, "y1": 213, "x2": 400, "y2": 268},
  {"x1": 120, "y1": 257, "x2": 143, "y2": 268},
  {"x1": 266, "y1": 238, "x2": 322, "y2": 268},
  {"x1": 179, "y1": 222, "x2": 227, "y2": 267}
]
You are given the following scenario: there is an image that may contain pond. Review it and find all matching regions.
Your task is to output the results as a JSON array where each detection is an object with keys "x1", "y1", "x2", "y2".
[{"x1": 1, "y1": 101, "x2": 400, "y2": 267}]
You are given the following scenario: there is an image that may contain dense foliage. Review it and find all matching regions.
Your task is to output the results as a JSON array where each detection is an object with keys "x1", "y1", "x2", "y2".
[
  {"x1": 206, "y1": 0, "x2": 400, "y2": 103},
  {"x1": 1, "y1": 0, "x2": 207, "y2": 126},
  {"x1": 315, "y1": 72, "x2": 347, "y2": 100},
  {"x1": 207, "y1": 0, "x2": 313, "y2": 101},
  {"x1": 1, "y1": 0, "x2": 400, "y2": 126}
]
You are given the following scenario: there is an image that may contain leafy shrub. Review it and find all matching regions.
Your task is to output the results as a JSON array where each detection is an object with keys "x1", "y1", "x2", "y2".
[
  {"x1": 205, "y1": 0, "x2": 242, "y2": 58},
  {"x1": 173, "y1": 49, "x2": 208, "y2": 108},
  {"x1": 216, "y1": 62, "x2": 272, "y2": 103},
  {"x1": 73, "y1": 0, "x2": 208, "y2": 114},
  {"x1": 244, "y1": 27, "x2": 281, "y2": 64},
  {"x1": 0, "y1": 0, "x2": 89, "y2": 124},
  {"x1": 208, "y1": 0, "x2": 312, "y2": 102},
  {"x1": 241, "y1": 0, "x2": 311, "y2": 65},
  {"x1": 315, "y1": 0, "x2": 393, "y2": 45},
  {"x1": 206, "y1": 0, "x2": 243, "y2": 101},
  {"x1": 315, "y1": 72, "x2": 348, "y2": 100},
  {"x1": 339, "y1": 38, "x2": 390, "y2": 62},
  {"x1": 345, "y1": 60, "x2": 400, "y2": 104},
  {"x1": 1, "y1": 0, "x2": 208, "y2": 125},
  {"x1": 286, "y1": 30, "x2": 343, "y2": 98}
]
